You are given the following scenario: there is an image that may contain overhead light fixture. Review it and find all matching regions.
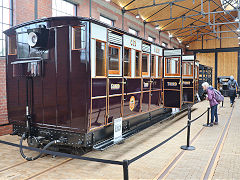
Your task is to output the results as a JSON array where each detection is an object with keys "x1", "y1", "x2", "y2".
[
  {"x1": 155, "y1": 25, "x2": 160, "y2": 30},
  {"x1": 237, "y1": 28, "x2": 240, "y2": 32},
  {"x1": 179, "y1": 40, "x2": 182, "y2": 43},
  {"x1": 186, "y1": 45, "x2": 190, "y2": 48},
  {"x1": 105, "y1": 0, "x2": 111, "y2": 2},
  {"x1": 235, "y1": 17, "x2": 239, "y2": 22},
  {"x1": 238, "y1": 36, "x2": 240, "y2": 39},
  {"x1": 136, "y1": 14, "x2": 140, "y2": 19},
  {"x1": 169, "y1": 34, "x2": 173, "y2": 38}
]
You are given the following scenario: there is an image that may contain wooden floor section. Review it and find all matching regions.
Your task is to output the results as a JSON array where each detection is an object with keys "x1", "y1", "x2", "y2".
[{"x1": 0, "y1": 98, "x2": 239, "y2": 179}]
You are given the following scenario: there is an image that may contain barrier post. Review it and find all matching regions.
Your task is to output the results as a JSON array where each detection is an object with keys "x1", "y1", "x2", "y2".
[
  {"x1": 222, "y1": 101, "x2": 224, "y2": 107},
  {"x1": 203, "y1": 108, "x2": 211, "y2": 127},
  {"x1": 123, "y1": 159, "x2": 129, "y2": 180},
  {"x1": 180, "y1": 106, "x2": 195, "y2": 151}
]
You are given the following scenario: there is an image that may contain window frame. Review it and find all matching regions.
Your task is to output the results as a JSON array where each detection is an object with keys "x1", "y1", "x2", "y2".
[
  {"x1": 52, "y1": 0, "x2": 77, "y2": 17},
  {"x1": 135, "y1": 50, "x2": 141, "y2": 77},
  {"x1": 72, "y1": 25, "x2": 86, "y2": 50},
  {"x1": 123, "y1": 47, "x2": 131, "y2": 77},
  {"x1": 129, "y1": 27, "x2": 139, "y2": 36},
  {"x1": 182, "y1": 61, "x2": 194, "y2": 77},
  {"x1": 142, "y1": 53, "x2": 150, "y2": 76},
  {"x1": 162, "y1": 42, "x2": 168, "y2": 48},
  {"x1": 158, "y1": 56, "x2": 162, "y2": 78},
  {"x1": 1, "y1": 0, "x2": 13, "y2": 57},
  {"x1": 99, "y1": 15, "x2": 114, "y2": 26},
  {"x1": 151, "y1": 55, "x2": 156, "y2": 77},
  {"x1": 95, "y1": 39, "x2": 107, "y2": 77},
  {"x1": 108, "y1": 44, "x2": 121, "y2": 75},
  {"x1": 164, "y1": 57, "x2": 181, "y2": 77},
  {"x1": 148, "y1": 36, "x2": 155, "y2": 42}
]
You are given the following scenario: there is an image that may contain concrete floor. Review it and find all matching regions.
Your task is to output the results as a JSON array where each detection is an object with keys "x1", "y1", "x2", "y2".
[{"x1": 0, "y1": 98, "x2": 239, "y2": 179}]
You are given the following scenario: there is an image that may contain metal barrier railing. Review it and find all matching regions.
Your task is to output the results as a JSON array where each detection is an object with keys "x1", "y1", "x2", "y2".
[{"x1": 0, "y1": 106, "x2": 211, "y2": 180}]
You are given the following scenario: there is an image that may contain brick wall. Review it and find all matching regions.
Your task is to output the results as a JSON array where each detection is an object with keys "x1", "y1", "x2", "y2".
[{"x1": 0, "y1": 59, "x2": 12, "y2": 135}]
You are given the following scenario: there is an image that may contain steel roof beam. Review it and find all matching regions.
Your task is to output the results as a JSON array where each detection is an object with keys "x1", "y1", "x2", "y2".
[
  {"x1": 124, "y1": 0, "x2": 186, "y2": 12},
  {"x1": 184, "y1": 36, "x2": 238, "y2": 43},
  {"x1": 123, "y1": 0, "x2": 136, "y2": 9},
  {"x1": 159, "y1": 0, "x2": 208, "y2": 30},
  {"x1": 144, "y1": 4, "x2": 169, "y2": 21},
  {"x1": 160, "y1": 21, "x2": 237, "y2": 32},
  {"x1": 146, "y1": 9, "x2": 238, "y2": 23},
  {"x1": 176, "y1": 30, "x2": 237, "y2": 37}
]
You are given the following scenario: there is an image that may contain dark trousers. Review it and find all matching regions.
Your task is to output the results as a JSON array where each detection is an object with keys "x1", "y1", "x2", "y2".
[
  {"x1": 230, "y1": 96, "x2": 235, "y2": 104},
  {"x1": 211, "y1": 105, "x2": 218, "y2": 123}
]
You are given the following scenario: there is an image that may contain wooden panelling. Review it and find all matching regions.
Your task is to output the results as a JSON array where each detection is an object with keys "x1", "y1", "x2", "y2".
[
  {"x1": 196, "y1": 52, "x2": 238, "y2": 87},
  {"x1": 189, "y1": 25, "x2": 239, "y2": 50},
  {"x1": 196, "y1": 53, "x2": 215, "y2": 86},
  {"x1": 218, "y1": 52, "x2": 238, "y2": 81}
]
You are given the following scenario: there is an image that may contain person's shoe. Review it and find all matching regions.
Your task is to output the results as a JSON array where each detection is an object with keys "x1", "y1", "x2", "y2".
[
  {"x1": 214, "y1": 122, "x2": 218, "y2": 125},
  {"x1": 230, "y1": 103, "x2": 233, "y2": 107},
  {"x1": 210, "y1": 123, "x2": 213, "y2": 127}
]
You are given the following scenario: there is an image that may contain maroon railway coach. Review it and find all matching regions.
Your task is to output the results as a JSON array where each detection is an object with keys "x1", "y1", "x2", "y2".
[{"x1": 4, "y1": 17, "x2": 197, "y2": 152}]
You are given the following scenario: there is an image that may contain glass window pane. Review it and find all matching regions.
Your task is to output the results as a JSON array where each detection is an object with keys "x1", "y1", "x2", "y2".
[
  {"x1": 158, "y1": 57, "x2": 162, "y2": 77},
  {"x1": 151, "y1": 55, "x2": 155, "y2": 76},
  {"x1": 124, "y1": 48, "x2": 131, "y2": 76},
  {"x1": 72, "y1": 26, "x2": 86, "y2": 49},
  {"x1": 52, "y1": 0, "x2": 76, "y2": 17},
  {"x1": 135, "y1": 51, "x2": 140, "y2": 77},
  {"x1": 109, "y1": 45, "x2": 120, "y2": 73},
  {"x1": 3, "y1": 8, "x2": 10, "y2": 24},
  {"x1": 100, "y1": 15, "x2": 113, "y2": 26},
  {"x1": 96, "y1": 41, "x2": 106, "y2": 76},
  {"x1": 129, "y1": 28, "x2": 138, "y2": 36},
  {"x1": 3, "y1": 0, "x2": 10, "y2": 8},
  {"x1": 166, "y1": 58, "x2": 180, "y2": 75},
  {"x1": 142, "y1": 54, "x2": 149, "y2": 75},
  {"x1": 9, "y1": 35, "x2": 16, "y2": 54},
  {"x1": 0, "y1": 40, "x2": 3, "y2": 56}
]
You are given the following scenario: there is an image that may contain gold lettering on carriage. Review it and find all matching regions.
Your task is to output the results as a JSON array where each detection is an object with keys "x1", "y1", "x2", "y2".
[
  {"x1": 167, "y1": 82, "x2": 177, "y2": 86},
  {"x1": 154, "y1": 47, "x2": 160, "y2": 54},
  {"x1": 111, "y1": 84, "x2": 120, "y2": 90},
  {"x1": 130, "y1": 39, "x2": 137, "y2": 47},
  {"x1": 183, "y1": 81, "x2": 191, "y2": 85}
]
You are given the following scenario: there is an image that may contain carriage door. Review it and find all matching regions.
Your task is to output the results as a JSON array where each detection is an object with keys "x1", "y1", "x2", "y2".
[
  {"x1": 163, "y1": 49, "x2": 182, "y2": 108},
  {"x1": 150, "y1": 45, "x2": 163, "y2": 110},
  {"x1": 122, "y1": 35, "x2": 142, "y2": 117},
  {"x1": 107, "y1": 31, "x2": 123, "y2": 124},
  {"x1": 194, "y1": 62, "x2": 199, "y2": 95},
  {"x1": 90, "y1": 23, "x2": 108, "y2": 130},
  {"x1": 141, "y1": 43, "x2": 151, "y2": 112},
  {"x1": 182, "y1": 55, "x2": 195, "y2": 103}
]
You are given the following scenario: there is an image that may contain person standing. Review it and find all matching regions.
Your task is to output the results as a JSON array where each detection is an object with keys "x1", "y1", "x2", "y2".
[
  {"x1": 202, "y1": 82, "x2": 219, "y2": 126},
  {"x1": 228, "y1": 76, "x2": 238, "y2": 107}
]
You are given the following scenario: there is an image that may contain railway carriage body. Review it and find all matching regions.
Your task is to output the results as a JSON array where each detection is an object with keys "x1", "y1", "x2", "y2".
[
  {"x1": 182, "y1": 55, "x2": 196, "y2": 103},
  {"x1": 4, "y1": 17, "x2": 189, "y2": 149}
]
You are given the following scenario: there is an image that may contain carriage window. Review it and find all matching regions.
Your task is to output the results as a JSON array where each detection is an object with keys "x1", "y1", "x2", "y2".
[
  {"x1": 96, "y1": 40, "x2": 106, "y2": 76},
  {"x1": 142, "y1": 53, "x2": 149, "y2": 76},
  {"x1": 165, "y1": 57, "x2": 180, "y2": 76},
  {"x1": 158, "y1": 56, "x2": 162, "y2": 77},
  {"x1": 72, "y1": 26, "x2": 86, "y2": 50},
  {"x1": 124, "y1": 48, "x2": 131, "y2": 76},
  {"x1": 183, "y1": 62, "x2": 193, "y2": 76},
  {"x1": 151, "y1": 55, "x2": 156, "y2": 77},
  {"x1": 8, "y1": 35, "x2": 17, "y2": 55},
  {"x1": 135, "y1": 51, "x2": 141, "y2": 77},
  {"x1": 109, "y1": 45, "x2": 120, "y2": 75}
]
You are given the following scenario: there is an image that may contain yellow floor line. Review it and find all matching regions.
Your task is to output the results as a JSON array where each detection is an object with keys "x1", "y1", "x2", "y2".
[
  {"x1": 153, "y1": 126, "x2": 205, "y2": 180},
  {"x1": 201, "y1": 106, "x2": 234, "y2": 180}
]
